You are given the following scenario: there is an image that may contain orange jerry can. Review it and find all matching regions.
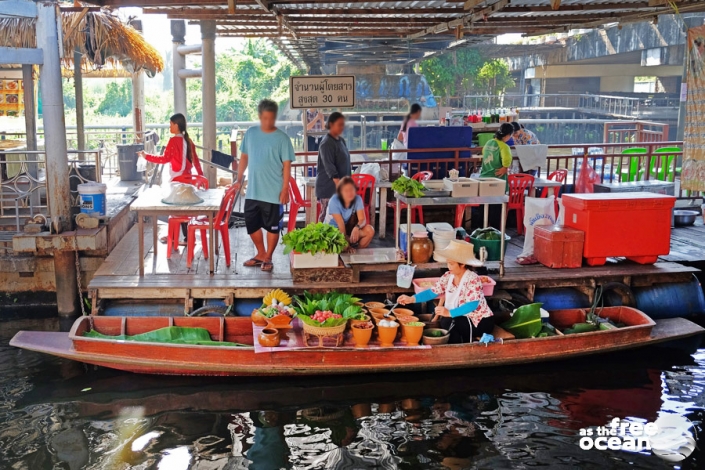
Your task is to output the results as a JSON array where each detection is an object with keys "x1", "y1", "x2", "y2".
[
  {"x1": 562, "y1": 192, "x2": 675, "y2": 266},
  {"x1": 534, "y1": 225, "x2": 585, "y2": 269}
]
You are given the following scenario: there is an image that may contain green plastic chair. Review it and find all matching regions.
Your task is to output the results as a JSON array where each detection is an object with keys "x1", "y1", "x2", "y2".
[
  {"x1": 477, "y1": 133, "x2": 494, "y2": 148},
  {"x1": 617, "y1": 148, "x2": 647, "y2": 182},
  {"x1": 649, "y1": 147, "x2": 681, "y2": 182}
]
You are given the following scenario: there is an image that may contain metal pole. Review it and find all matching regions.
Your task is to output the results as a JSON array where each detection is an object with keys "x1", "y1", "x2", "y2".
[
  {"x1": 132, "y1": 70, "x2": 145, "y2": 142},
  {"x1": 37, "y1": 2, "x2": 79, "y2": 316},
  {"x1": 73, "y1": 48, "x2": 85, "y2": 153},
  {"x1": 201, "y1": 20, "x2": 217, "y2": 187},
  {"x1": 22, "y1": 64, "x2": 40, "y2": 207},
  {"x1": 171, "y1": 20, "x2": 187, "y2": 117}
]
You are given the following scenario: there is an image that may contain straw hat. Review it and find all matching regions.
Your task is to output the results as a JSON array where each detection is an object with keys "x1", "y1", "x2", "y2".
[{"x1": 434, "y1": 239, "x2": 483, "y2": 267}]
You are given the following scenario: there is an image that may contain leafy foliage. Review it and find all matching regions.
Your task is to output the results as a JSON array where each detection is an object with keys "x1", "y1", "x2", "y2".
[
  {"x1": 97, "y1": 81, "x2": 133, "y2": 117},
  {"x1": 293, "y1": 291, "x2": 365, "y2": 319},
  {"x1": 477, "y1": 59, "x2": 515, "y2": 95},
  {"x1": 297, "y1": 314, "x2": 348, "y2": 328},
  {"x1": 500, "y1": 303, "x2": 543, "y2": 339},
  {"x1": 282, "y1": 223, "x2": 348, "y2": 255},
  {"x1": 391, "y1": 175, "x2": 426, "y2": 198}
]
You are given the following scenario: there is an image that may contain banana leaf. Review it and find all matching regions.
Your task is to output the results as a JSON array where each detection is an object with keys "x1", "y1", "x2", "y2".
[
  {"x1": 500, "y1": 303, "x2": 543, "y2": 339},
  {"x1": 298, "y1": 315, "x2": 348, "y2": 328},
  {"x1": 84, "y1": 326, "x2": 248, "y2": 347}
]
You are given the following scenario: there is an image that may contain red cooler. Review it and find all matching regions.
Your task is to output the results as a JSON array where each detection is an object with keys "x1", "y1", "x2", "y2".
[{"x1": 562, "y1": 192, "x2": 675, "y2": 266}]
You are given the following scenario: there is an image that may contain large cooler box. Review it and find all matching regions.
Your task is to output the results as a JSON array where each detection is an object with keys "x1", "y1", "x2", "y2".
[
  {"x1": 562, "y1": 192, "x2": 675, "y2": 266},
  {"x1": 534, "y1": 225, "x2": 584, "y2": 269}
]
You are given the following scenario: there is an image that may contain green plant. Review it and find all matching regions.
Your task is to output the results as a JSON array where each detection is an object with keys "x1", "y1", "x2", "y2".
[
  {"x1": 391, "y1": 175, "x2": 426, "y2": 198},
  {"x1": 293, "y1": 291, "x2": 365, "y2": 319},
  {"x1": 282, "y1": 223, "x2": 348, "y2": 255}
]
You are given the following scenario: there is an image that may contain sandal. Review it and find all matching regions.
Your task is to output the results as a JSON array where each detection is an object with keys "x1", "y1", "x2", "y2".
[
  {"x1": 243, "y1": 257, "x2": 264, "y2": 267},
  {"x1": 261, "y1": 261, "x2": 274, "y2": 272}
]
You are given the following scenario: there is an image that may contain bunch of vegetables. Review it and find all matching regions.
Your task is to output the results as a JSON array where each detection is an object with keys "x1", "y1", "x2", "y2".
[
  {"x1": 282, "y1": 223, "x2": 348, "y2": 255},
  {"x1": 259, "y1": 303, "x2": 295, "y2": 319},
  {"x1": 294, "y1": 291, "x2": 366, "y2": 327},
  {"x1": 471, "y1": 227, "x2": 503, "y2": 241},
  {"x1": 391, "y1": 175, "x2": 427, "y2": 198}
]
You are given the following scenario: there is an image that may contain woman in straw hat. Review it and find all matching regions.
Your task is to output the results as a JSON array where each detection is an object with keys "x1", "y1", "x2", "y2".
[{"x1": 398, "y1": 239, "x2": 494, "y2": 344}]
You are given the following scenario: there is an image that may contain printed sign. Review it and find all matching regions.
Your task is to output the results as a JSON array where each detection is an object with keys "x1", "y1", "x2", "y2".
[
  {"x1": 289, "y1": 75, "x2": 355, "y2": 109},
  {"x1": 682, "y1": 25, "x2": 705, "y2": 191}
]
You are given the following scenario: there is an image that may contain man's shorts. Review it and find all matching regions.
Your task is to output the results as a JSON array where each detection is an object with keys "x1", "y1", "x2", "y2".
[{"x1": 245, "y1": 199, "x2": 283, "y2": 234}]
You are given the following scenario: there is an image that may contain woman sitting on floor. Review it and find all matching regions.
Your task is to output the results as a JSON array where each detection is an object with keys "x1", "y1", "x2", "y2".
[
  {"x1": 323, "y1": 176, "x2": 375, "y2": 251},
  {"x1": 397, "y1": 240, "x2": 494, "y2": 344}
]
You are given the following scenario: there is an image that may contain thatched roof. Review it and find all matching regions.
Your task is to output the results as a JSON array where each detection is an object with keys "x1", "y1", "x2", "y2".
[{"x1": 0, "y1": 11, "x2": 164, "y2": 76}]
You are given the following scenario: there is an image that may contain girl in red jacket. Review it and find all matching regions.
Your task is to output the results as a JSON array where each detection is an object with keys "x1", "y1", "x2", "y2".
[{"x1": 138, "y1": 113, "x2": 203, "y2": 182}]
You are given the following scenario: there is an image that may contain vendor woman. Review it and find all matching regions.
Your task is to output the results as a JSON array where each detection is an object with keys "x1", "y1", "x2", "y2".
[
  {"x1": 137, "y1": 113, "x2": 203, "y2": 182},
  {"x1": 324, "y1": 176, "x2": 375, "y2": 250},
  {"x1": 480, "y1": 122, "x2": 514, "y2": 180},
  {"x1": 397, "y1": 240, "x2": 494, "y2": 343}
]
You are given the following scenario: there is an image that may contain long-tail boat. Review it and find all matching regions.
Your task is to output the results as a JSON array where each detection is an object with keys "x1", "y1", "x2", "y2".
[{"x1": 10, "y1": 307, "x2": 703, "y2": 376}]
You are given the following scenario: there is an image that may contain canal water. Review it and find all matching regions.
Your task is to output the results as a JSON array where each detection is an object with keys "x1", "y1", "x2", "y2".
[{"x1": 0, "y1": 317, "x2": 703, "y2": 469}]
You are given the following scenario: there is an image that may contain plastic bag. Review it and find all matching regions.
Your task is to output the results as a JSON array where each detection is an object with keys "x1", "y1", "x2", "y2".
[
  {"x1": 358, "y1": 162, "x2": 381, "y2": 182},
  {"x1": 575, "y1": 156, "x2": 601, "y2": 193},
  {"x1": 136, "y1": 156, "x2": 148, "y2": 173},
  {"x1": 519, "y1": 196, "x2": 556, "y2": 259},
  {"x1": 390, "y1": 138, "x2": 406, "y2": 177}
]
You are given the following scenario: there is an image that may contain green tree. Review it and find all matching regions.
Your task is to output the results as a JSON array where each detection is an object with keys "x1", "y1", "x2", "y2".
[
  {"x1": 96, "y1": 81, "x2": 132, "y2": 116},
  {"x1": 477, "y1": 59, "x2": 515, "y2": 95}
]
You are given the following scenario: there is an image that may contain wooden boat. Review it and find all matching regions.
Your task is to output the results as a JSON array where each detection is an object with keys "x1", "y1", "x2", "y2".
[{"x1": 10, "y1": 307, "x2": 704, "y2": 376}]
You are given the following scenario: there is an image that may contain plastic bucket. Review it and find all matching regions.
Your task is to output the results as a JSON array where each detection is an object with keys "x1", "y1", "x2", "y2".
[
  {"x1": 78, "y1": 182, "x2": 107, "y2": 216},
  {"x1": 470, "y1": 234, "x2": 510, "y2": 261},
  {"x1": 117, "y1": 143, "x2": 144, "y2": 181},
  {"x1": 432, "y1": 228, "x2": 455, "y2": 251}
]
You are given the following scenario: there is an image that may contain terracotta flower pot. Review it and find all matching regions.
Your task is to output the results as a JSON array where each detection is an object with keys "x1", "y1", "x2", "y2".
[
  {"x1": 258, "y1": 328, "x2": 280, "y2": 347},
  {"x1": 369, "y1": 308, "x2": 390, "y2": 317},
  {"x1": 351, "y1": 323, "x2": 373, "y2": 348},
  {"x1": 365, "y1": 301, "x2": 386, "y2": 310},
  {"x1": 397, "y1": 316, "x2": 419, "y2": 341},
  {"x1": 404, "y1": 324, "x2": 425, "y2": 346},
  {"x1": 377, "y1": 324, "x2": 398, "y2": 348},
  {"x1": 349, "y1": 315, "x2": 371, "y2": 329},
  {"x1": 251, "y1": 310, "x2": 268, "y2": 327},
  {"x1": 422, "y1": 328, "x2": 450, "y2": 346}
]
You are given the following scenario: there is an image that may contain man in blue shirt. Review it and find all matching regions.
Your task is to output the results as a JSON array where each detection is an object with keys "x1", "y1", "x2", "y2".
[{"x1": 237, "y1": 99, "x2": 295, "y2": 272}]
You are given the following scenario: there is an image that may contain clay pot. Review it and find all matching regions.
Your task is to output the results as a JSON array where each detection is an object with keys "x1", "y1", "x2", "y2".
[
  {"x1": 422, "y1": 328, "x2": 450, "y2": 346},
  {"x1": 365, "y1": 301, "x2": 386, "y2": 310},
  {"x1": 401, "y1": 398, "x2": 422, "y2": 411},
  {"x1": 404, "y1": 323, "x2": 425, "y2": 346},
  {"x1": 416, "y1": 313, "x2": 433, "y2": 322},
  {"x1": 266, "y1": 314, "x2": 293, "y2": 329},
  {"x1": 391, "y1": 307, "x2": 415, "y2": 318},
  {"x1": 396, "y1": 315, "x2": 419, "y2": 341},
  {"x1": 377, "y1": 324, "x2": 398, "y2": 348},
  {"x1": 369, "y1": 308, "x2": 390, "y2": 317},
  {"x1": 351, "y1": 323, "x2": 373, "y2": 348},
  {"x1": 410, "y1": 232, "x2": 433, "y2": 264},
  {"x1": 251, "y1": 310, "x2": 268, "y2": 327},
  {"x1": 351, "y1": 403, "x2": 372, "y2": 419},
  {"x1": 258, "y1": 328, "x2": 280, "y2": 347},
  {"x1": 349, "y1": 315, "x2": 371, "y2": 329}
]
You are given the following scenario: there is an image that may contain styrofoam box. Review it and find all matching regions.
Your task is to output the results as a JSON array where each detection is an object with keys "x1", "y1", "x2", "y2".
[
  {"x1": 443, "y1": 178, "x2": 479, "y2": 197},
  {"x1": 289, "y1": 252, "x2": 340, "y2": 269},
  {"x1": 473, "y1": 177, "x2": 506, "y2": 197}
]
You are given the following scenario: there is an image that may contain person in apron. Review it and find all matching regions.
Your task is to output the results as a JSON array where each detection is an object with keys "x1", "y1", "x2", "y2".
[{"x1": 398, "y1": 239, "x2": 494, "y2": 344}]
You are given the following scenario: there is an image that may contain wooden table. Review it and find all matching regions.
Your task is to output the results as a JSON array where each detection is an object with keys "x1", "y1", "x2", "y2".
[
  {"x1": 304, "y1": 178, "x2": 393, "y2": 238},
  {"x1": 131, "y1": 187, "x2": 224, "y2": 277}
]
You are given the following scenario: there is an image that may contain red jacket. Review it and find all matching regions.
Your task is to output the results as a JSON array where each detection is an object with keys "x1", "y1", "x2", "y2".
[{"x1": 144, "y1": 135, "x2": 203, "y2": 181}]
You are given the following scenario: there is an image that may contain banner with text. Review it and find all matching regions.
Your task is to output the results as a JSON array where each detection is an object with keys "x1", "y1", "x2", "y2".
[
  {"x1": 683, "y1": 25, "x2": 705, "y2": 191},
  {"x1": 289, "y1": 75, "x2": 355, "y2": 109}
]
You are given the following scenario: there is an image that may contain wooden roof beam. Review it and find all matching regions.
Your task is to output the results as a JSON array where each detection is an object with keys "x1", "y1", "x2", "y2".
[
  {"x1": 409, "y1": 0, "x2": 509, "y2": 39},
  {"x1": 146, "y1": 7, "x2": 465, "y2": 17}
]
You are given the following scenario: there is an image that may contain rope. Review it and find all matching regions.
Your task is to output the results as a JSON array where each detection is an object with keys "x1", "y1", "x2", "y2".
[{"x1": 73, "y1": 232, "x2": 87, "y2": 317}]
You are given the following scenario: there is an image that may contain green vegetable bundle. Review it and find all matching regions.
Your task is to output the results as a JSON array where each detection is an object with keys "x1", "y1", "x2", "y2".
[
  {"x1": 293, "y1": 291, "x2": 366, "y2": 320},
  {"x1": 391, "y1": 175, "x2": 427, "y2": 198},
  {"x1": 471, "y1": 227, "x2": 503, "y2": 241},
  {"x1": 282, "y1": 222, "x2": 348, "y2": 255}
]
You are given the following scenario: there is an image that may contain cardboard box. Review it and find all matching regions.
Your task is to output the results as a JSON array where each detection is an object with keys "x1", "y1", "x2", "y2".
[
  {"x1": 473, "y1": 177, "x2": 506, "y2": 197},
  {"x1": 443, "y1": 178, "x2": 479, "y2": 197}
]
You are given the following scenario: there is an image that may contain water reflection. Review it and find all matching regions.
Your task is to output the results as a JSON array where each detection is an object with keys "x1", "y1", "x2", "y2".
[{"x1": 0, "y1": 319, "x2": 703, "y2": 469}]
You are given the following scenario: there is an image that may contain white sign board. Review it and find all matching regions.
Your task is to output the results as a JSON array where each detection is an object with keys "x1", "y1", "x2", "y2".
[{"x1": 289, "y1": 75, "x2": 355, "y2": 109}]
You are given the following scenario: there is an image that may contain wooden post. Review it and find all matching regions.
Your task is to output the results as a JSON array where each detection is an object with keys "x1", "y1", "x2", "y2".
[
  {"x1": 37, "y1": 2, "x2": 79, "y2": 317},
  {"x1": 73, "y1": 48, "x2": 85, "y2": 153},
  {"x1": 171, "y1": 20, "x2": 187, "y2": 117},
  {"x1": 201, "y1": 20, "x2": 217, "y2": 187},
  {"x1": 131, "y1": 20, "x2": 145, "y2": 143}
]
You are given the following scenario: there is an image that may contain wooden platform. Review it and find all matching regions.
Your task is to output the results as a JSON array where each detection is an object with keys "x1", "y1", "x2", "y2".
[{"x1": 88, "y1": 218, "x2": 702, "y2": 309}]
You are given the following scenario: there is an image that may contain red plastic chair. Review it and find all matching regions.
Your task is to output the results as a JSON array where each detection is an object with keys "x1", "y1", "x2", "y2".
[
  {"x1": 540, "y1": 169, "x2": 567, "y2": 216},
  {"x1": 387, "y1": 172, "x2": 432, "y2": 230},
  {"x1": 167, "y1": 175, "x2": 210, "y2": 257},
  {"x1": 351, "y1": 173, "x2": 376, "y2": 224},
  {"x1": 508, "y1": 174, "x2": 535, "y2": 235},
  {"x1": 287, "y1": 178, "x2": 320, "y2": 232},
  {"x1": 186, "y1": 184, "x2": 239, "y2": 269}
]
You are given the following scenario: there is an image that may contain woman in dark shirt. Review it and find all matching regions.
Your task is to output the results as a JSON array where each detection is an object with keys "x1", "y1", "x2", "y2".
[{"x1": 316, "y1": 112, "x2": 351, "y2": 221}]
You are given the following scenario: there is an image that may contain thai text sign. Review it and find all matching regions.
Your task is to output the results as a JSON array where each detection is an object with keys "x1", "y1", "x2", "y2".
[{"x1": 289, "y1": 75, "x2": 355, "y2": 109}]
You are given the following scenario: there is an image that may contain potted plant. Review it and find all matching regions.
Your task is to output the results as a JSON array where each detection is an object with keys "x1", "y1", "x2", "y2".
[{"x1": 282, "y1": 222, "x2": 348, "y2": 269}]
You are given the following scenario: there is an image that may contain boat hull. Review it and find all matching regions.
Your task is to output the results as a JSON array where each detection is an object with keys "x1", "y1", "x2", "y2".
[{"x1": 9, "y1": 310, "x2": 704, "y2": 376}]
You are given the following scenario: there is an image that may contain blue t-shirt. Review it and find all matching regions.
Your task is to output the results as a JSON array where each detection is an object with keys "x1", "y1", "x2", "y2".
[
  {"x1": 325, "y1": 194, "x2": 364, "y2": 230},
  {"x1": 240, "y1": 126, "x2": 296, "y2": 205}
]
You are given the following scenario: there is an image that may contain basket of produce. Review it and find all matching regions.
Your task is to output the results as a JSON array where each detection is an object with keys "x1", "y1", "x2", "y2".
[
  {"x1": 252, "y1": 289, "x2": 295, "y2": 329},
  {"x1": 469, "y1": 227, "x2": 510, "y2": 261},
  {"x1": 294, "y1": 291, "x2": 367, "y2": 347}
]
